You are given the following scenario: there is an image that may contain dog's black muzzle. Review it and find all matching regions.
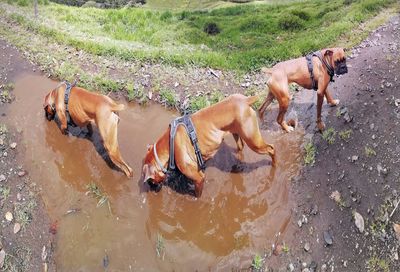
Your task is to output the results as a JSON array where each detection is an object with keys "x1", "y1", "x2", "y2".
[
  {"x1": 335, "y1": 61, "x2": 348, "y2": 75},
  {"x1": 45, "y1": 111, "x2": 55, "y2": 121},
  {"x1": 147, "y1": 179, "x2": 163, "y2": 192}
]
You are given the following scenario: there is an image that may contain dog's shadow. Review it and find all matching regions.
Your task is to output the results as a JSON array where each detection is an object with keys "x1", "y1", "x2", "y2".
[
  {"x1": 141, "y1": 141, "x2": 273, "y2": 197},
  {"x1": 53, "y1": 116, "x2": 123, "y2": 174}
]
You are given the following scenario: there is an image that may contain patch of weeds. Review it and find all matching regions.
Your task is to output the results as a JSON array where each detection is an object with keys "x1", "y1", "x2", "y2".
[
  {"x1": 0, "y1": 123, "x2": 7, "y2": 134},
  {"x1": 14, "y1": 198, "x2": 37, "y2": 228},
  {"x1": 1, "y1": 83, "x2": 14, "y2": 103},
  {"x1": 0, "y1": 185, "x2": 11, "y2": 200},
  {"x1": 126, "y1": 83, "x2": 148, "y2": 104},
  {"x1": 365, "y1": 146, "x2": 377, "y2": 157},
  {"x1": 210, "y1": 90, "x2": 224, "y2": 105},
  {"x1": 251, "y1": 253, "x2": 263, "y2": 271},
  {"x1": 370, "y1": 221, "x2": 387, "y2": 237},
  {"x1": 338, "y1": 129, "x2": 352, "y2": 141},
  {"x1": 156, "y1": 232, "x2": 165, "y2": 260},
  {"x1": 189, "y1": 95, "x2": 209, "y2": 112},
  {"x1": 2, "y1": 245, "x2": 32, "y2": 271},
  {"x1": 322, "y1": 128, "x2": 336, "y2": 145},
  {"x1": 86, "y1": 182, "x2": 110, "y2": 210},
  {"x1": 159, "y1": 88, "x2": 177, "y2": 108},
  {"x1": 304, "y1": 142, "x2": 316, "y2": 166},
  {"x1": 336, "y1": 107, "x2": 342, "y2": 118},
  {"x1": 282, "y1": 243, "x2": 290, "y2": 253},
  {"x1": 367, "y1": 255, "x2": 389, "y2": 272}
]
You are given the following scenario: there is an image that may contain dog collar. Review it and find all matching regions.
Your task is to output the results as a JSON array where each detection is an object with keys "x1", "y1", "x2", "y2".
[{"x1": 153, "y1": 142, "x2": 168, "y2": 174}]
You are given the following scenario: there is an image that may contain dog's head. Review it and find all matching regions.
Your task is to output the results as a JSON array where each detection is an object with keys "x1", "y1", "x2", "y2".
[
  {"x1": 142, "y1": 144, "x2": 167, "y2": 192},
  {"x1": 324, "y1": 48, "x2": 348, "y2": 75},
  {"x1": 43, "y1": 89, "x2": 56, "y2": 121}
]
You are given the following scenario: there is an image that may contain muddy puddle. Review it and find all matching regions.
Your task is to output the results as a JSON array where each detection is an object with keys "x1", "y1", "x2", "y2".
[{"x1": 4, "y1": 73, "x2": 304, "y2": 270}]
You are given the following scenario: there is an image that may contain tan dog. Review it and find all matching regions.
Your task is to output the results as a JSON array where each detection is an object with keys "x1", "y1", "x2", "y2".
[
  {"x1": 142, "y1": 94, "x2": 275, "y2": 197},
  {"x1": 258, "y1": 48, "x2": 348, "y2": 132},
  {"x1": 43, "y1": 83, "x2": 133, "y2": 177}
]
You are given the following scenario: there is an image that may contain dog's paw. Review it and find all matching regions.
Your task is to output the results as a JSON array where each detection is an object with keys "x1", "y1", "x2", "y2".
[
  {"x1": 329, "y1": 99, "x2": 340, "y2": 107},
  {"x1": 316, "y1": 121, "x2": 326, "y2": 131}
]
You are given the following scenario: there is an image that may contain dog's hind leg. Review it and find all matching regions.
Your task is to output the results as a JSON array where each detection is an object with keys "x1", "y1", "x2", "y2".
[
  {"x1": 232, "y1": 133, "x2": 244, "y2": 161},
  {"x1": 258, "y1": 91, "x2": 274, "y2": 121},
  {"x1": 238, "y1": 112, "x2": 275, "y2": 165},
  {"x1": 97, "y1": 112, "x2": 133, "y2": 177}
]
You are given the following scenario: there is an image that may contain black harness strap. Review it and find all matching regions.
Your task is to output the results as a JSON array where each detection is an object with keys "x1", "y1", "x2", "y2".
[
  {"x1": 63, "y1": 81, "x2": 76, "y2": 126},
  {"x1": 305, "y1": 53, "x2": 317, "y2": 91},
  {"x1": 306, "y1": 51, "x2": 335, "y2": 91},
  {"x1": 168, "y1": 114, "x2": 205, "y2": 171}
]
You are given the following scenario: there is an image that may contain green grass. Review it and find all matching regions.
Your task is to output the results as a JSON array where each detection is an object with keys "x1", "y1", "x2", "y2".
[
  {"x1": 159, "y1": 88, "x2": 178, "y2": 108},
  {"x1": 304, "y1": 142, "x2": 316, "y2": 165},
  {"x1": 0, "y1": 0, "x2": 396, "y2": 71},
  {"x1": 338, "y1": 129, "x2": 352, "y2": 141},
  {"x1": 251, "y1": 253, "x2": 263, "y2": 270},
  {"x1": 322, "y1": 127, "x2": 336, "y2": 145},
  {"x1": 365, "y1": 146, "x2": 377, "y2": 157},
  {"x1": 86, "y1": 182, "x2": 110, "y2": 209}
]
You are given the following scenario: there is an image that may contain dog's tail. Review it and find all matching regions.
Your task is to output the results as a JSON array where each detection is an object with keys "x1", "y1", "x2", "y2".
[
  {"x1": 246, "y1": 95, "x2": 259, "y2": 106},
  {"x1": 111, "y1": 103, "x2": 126, "y2": 112},
  {"x1": 261, "y1": 67, "x2": 273, "y2": 74}
]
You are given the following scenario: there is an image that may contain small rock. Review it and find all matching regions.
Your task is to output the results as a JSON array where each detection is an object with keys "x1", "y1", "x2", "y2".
[
  {"x1": 309, "y1": 261, "x2": 317, "y2": 272},
  {"x1": 147, "y1": 91, "x2": 152, "y2": 100},
  {"x1": 304, "y1": 242, "x2": 311, "y2": 252},
  {"x1": 323, "y1": 231, "x2": 333, "y2": 245},
  {"x1": 302, "y1": 268, "x2": 310, "y2": 272},
  {"x1": 288, "y1": 263, "x2": 295, "y2": 271},
  {"x1": 321, "y1": 264, "x2": 327, "y2": 272},
  {"x1": 351, "y1": 155, "x2": 358, "y2": 162},
  {"x1": 0, "y1": 139, "x2": 3, "y2": 146},
  {"x1": 0, "y1": 174, "x2": 5, "y2": 182},
  {"x1": 0, "y1": 249, "x2": 5, "y2": 269},
  {"x1": 9, "y1": 142, "x2": 17, "y2": 149},
  {"x1": 5, "y1": 211, "x2": 13, "y2": 222},
  {"x1": 16, "y1": 193, "x2": 22, "y2": 201},
  {"x1": 330, "y1": 191, "x2": 341, "y2": 203},
  {"x1": 354, "y1": 211, "x2": 365, "y2": 233},
  {"x1": 310, "y1": 204, "x2": 319, "y2": 215},
  {"x1": 13, "y1": 223, "x2": 21, "y2": 234},
  {"x1": 17, "y1": 171, "x2": 26, "y2": 177},
  {"x1": 273, "y1": 244, "x2": 283, "y2": 256},
  {"x1": 393, "y1": 223, "x2": 400, "y2": 241}
]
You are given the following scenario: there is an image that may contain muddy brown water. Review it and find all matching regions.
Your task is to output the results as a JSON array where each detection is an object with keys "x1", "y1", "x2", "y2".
[{"x1": 5, "y1": 73, "x2": 304, "y2": 270}]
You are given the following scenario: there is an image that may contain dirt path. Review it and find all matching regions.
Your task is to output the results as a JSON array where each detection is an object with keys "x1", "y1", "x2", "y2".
[
  {"x1": 267, "y1": 15, "x2": 400, "y2": 272},
  {"x1": 0, "y1": 41, "x2": 56, "y2": 271}
]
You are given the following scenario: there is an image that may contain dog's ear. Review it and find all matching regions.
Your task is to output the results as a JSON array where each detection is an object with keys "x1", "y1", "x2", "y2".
[
  {"x1": 324, "y1": 50, "x2": 334, "y2": 56},
  {"x1": 142, "y1": 164, "x2": 154, "y2": 184}
]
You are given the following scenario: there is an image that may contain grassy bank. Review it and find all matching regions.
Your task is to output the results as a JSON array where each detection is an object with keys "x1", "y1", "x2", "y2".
[{"x1": 0, "y1": 0, "x2": 397, "y2": 72}]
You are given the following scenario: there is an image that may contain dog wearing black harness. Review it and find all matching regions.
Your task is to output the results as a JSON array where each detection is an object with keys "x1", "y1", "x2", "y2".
[{"x1": 142, "y1": 94, "x2": 275, "y2": 197}]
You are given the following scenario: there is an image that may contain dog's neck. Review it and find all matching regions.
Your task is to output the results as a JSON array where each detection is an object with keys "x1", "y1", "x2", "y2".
[{"x1": 152, "y1": 130, "x2": 170, "y2": 172}]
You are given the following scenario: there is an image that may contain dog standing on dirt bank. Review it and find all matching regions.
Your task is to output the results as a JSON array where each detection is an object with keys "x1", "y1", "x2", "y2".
[
  {"x1": 43, "y1": 82, "x2": 133, "y2": 177},
  {"x1": 258, "y1": 48, "x2": 348, "y2": 132},
  {"x1": 142, "y1": 94, "x2": 275, "y2": 197}
]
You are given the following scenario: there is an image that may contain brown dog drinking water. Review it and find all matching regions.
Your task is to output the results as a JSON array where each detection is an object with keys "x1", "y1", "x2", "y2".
[
  {"x1": 142, "y1": 94, "x2": 275, "y2": 197},
  {"x1": 43, "y1": 82, "x2": 133, "y2": 177}
]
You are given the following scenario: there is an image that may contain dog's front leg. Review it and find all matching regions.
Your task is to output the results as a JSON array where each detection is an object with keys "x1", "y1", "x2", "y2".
[
  {"x1": 185, "y1": 169, "x2": 205, "y2": 198},
  {"x1": 56, "y1": 107, "x2": 68, "y2": 135},
  {"x1": 316, "y1": 89, "x2": 326, "y2": 131}
]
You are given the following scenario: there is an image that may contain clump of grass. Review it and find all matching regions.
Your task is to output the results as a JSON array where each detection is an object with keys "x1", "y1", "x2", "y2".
[
  {"x1": 0, "y1": 123, "x2": 7, "y2": 134},
  {"x1": 251, "y1": 253, "x2": 263, "y2": 270},
  {"x1": 304, "y1": 142, "x2": 316, "y2": 166},
  {"x1": 365, "y1": 146, "x2": 377, "y2": 157},
  {"x1": 322, "y1": 128, "x2": 336, "y2": 145},
  {"x1": 86, "y1": 182, "x2": 110, "y2": 209},
  {"x1": 189, "y1": 95, "x2": 209, "y2": 112},
  {"x1": 14, "y1": 198, "x2": 37, "y2": 227},
  {"x1": 159, "y1": 88, "x2": 177, "y2": 108},
  {"x1": 338, "y1": 129, "x2": 352, "y2": 141},
  {"x1": 0, "y1": 185, "x2": 11, "y2": 200},
  {"x1": 126, "y1": 83, "x2": 148, "y2": 104},
  {"x1": 367, "y1": 255, "x2": 389, "y2": 272},
  {"x1": 210, "y1": 90, "x2": 224, "y2": 104},
  {"x1": 156, "y1": 233, "x2": 165, "y2": 259},
  {"x1": 2, "y1": 245, "x2": 32, "y2": 272},
  {"x1": 282, "y1": 243, "x2": 290, "y2": 253}
]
